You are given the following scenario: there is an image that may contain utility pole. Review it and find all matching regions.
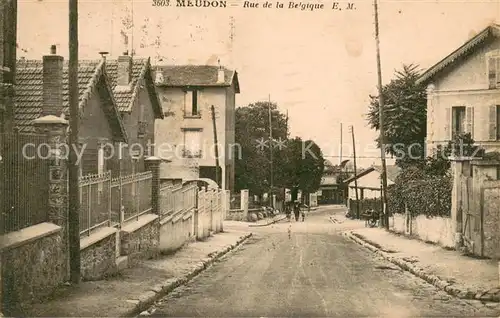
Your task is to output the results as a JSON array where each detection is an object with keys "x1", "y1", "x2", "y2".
[
  {"x1": 350, "y1": 126, "x2": 360, "y2": 219},
  {"x1": 68, "y1": 0, "x2": 81, "y2": 284},
  {"x1": 268, "y1": 94, "x2": 274, "y2": 208},
  {"x1": 211, "y1": 105, "x2": 220, "y2": 188},
  {"x1": 374, "y1": 0, "x2": 389, "y2": 230}
]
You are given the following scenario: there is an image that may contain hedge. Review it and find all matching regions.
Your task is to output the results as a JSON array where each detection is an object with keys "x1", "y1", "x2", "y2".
[{"x1": 387, "y1": 174, "x2": 452, "y2": 217}]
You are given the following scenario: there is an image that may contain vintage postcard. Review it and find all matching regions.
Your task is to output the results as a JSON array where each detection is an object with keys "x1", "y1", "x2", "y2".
[{"x1": 1, "y1": 0, "x2": 500, "y2": 316}]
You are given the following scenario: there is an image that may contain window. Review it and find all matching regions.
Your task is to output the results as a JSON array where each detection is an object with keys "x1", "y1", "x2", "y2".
[
  {"x1": 182, "y1": 129, "x2": 202, "y2": 158},
  {"x1": 452, "y1": 106, "x2": 466, "y2": 136},
  {"x1": 184, "y1": 90, "x2": 200, "y2": 117},
  {"x1": 487, "y1": 52, "x2": 500, "y2": 89}
]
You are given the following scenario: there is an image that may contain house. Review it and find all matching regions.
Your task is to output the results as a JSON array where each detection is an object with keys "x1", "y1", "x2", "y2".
[
  {"x1": 345, "y1": 165, "x2": 401, "y2": 203},
  {"x1": 14, "y1": 47, "x2": 164, "y2": 177},
  {"x1": 417, "y1": 24, "x2": 500, "y2": 155},
  {"x1": 153, "y1": 64, "x2": 240, "y2": 191},
  {"x1": 101, "y1": 52, "x2": 164, "y2": 177},
  {"x1": 317, "y1": 159, "x2": 354, "y2": 205},
  {"x1": 14, "y1": 46, "x2": 128, "y2": 176}
]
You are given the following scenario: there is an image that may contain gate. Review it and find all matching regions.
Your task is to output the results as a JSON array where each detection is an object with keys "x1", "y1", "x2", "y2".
[{"x1": 458, "y1": 175, "x2": 482, "y2": 255}]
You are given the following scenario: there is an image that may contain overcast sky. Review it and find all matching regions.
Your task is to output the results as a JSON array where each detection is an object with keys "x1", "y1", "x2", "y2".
[{"x1": 17, "y1": 0, "x2": 500, "y2": 168}]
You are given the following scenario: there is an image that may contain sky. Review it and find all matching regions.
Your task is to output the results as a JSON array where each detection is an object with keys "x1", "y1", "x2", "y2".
[{"x1": 16, "y1": 0, "x2": 500, "y2": 168}]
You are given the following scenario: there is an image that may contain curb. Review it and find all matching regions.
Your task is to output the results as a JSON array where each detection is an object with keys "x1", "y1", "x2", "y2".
[
  {"x1": 248, "y1": 215, "x2": 286, "y2": 227},
  {"x1": 125, "y1": 232, "x2": 253, "y2": 317},
  {"x1": 343, "y1": 231, "x2": 500, "y2": 303}
]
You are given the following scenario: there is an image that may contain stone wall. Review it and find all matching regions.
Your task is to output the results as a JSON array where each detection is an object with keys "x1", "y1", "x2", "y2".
[
  {"x1": 121, "y1": 214, "x2": 160, "y2": 265},
  {"x1": 482, "y1": 181, "x2": 500, "y2": 259},
  {"x1": 1, "y1": 224, "x2": 66, "y2": 314},
  {"x1": 391, "y1": 213, "x2": 455, "y2": 248},
  {"x1": 80, "y1": 228, "x2": 118, "y2": 281}
]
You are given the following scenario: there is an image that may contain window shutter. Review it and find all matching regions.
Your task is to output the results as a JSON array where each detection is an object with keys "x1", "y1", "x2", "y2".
[
  {"x1": 489, "y1": 105, "x2": 497, "y2": 141},
  {"x1": 489, "y1": 57, "x2": 497, "y2": 89},
  {"x1": 466, "y1": 106, "x2": 474, "y2": 138},
  {"x1": 496, "y1": 57, "x2": 500, "y2": 85},
  {"x1": 444, "y1": 107, "x2": 451, "y2": 140},
  {"x1": 185, "y1": 91, "x2": 193, "y2": 115}
]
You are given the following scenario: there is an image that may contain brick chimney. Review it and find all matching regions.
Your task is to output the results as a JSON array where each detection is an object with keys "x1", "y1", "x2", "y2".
[
  {"x1": 117, "y1": 50, "x2": 132, "y2": 86},
  {"x1": 217, "y1": 65, "x2": 225, "y2": 83},
  {"x1": 42, "y1": 45, "x2": 64, "y2": 117}
]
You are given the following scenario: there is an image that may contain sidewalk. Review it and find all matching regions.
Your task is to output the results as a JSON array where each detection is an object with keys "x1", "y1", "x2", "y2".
[
  {"x1": 20, "y1": 226, "x2": 252, "y2": 317},
  {"x1": 344, "y1": 227, "x2": 500, "y2": 302}
]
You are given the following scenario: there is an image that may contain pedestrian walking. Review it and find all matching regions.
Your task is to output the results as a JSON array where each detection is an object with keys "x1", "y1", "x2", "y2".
[{"x1": 293, "y1": 200, "x2": 300, "y2": 221}]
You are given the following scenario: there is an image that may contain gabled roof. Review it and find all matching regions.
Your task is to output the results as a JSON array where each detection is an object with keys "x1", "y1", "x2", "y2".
[
  {"x1": 104, "y1": 57, "x2": 163, "y2": 118},
  {"x1": 14, "y1": 59, "x2": 128, "y2": 142},
  {"x1": 154, "y1": 65, "x2": 240, "y2": 93},
  {"x1": 417, "y1": 24, "x2": 500, "y2": 85},
  {"x1": 344, "y1": 167, "x2": 374, "y2": 184},
  {"x1": 344, "y1": 165, "x2": 401, "y2": 184}
]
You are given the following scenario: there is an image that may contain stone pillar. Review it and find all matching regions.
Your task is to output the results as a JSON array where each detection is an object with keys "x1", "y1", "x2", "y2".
[
  {"x1": 145, "y1": 156, "x2": 161, "y2": 216},
  {"x1": 450, "y1": 158, "x2": 465, "y2": 248},
  {"x1": 33, "y1": 115, "x2": 69, "y2": 280},
  {"x1": 241, "y1": 189, "x2": 249, "y2": 220},
  {"x1": 272, "y1": 194, "x2": 276, "y2": 209}
]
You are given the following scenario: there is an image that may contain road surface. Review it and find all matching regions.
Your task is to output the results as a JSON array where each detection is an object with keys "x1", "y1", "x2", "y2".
[{"x1": 148, "y1": 206, "x2": 500, "y2": 317}]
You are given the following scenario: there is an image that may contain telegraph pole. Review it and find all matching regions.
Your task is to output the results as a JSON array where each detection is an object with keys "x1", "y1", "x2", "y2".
[
  {"x1": 68, "y1": 0, "x2": 81, "y2": 284},
  {"x1": 211, "y1": 105, "x2": 220, "y2": 188},
  {"x1": 268, "y1": 94, "x2": 274, "y2": 208},
  {"x1": 350, "y1": 126, "x2": 360, "y2": 219},
  {"x1": 374, "y1": 0, "x2": 389, "y2": 229}
]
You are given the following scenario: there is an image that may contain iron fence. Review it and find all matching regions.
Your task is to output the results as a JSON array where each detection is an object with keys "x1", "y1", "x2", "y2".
[
  {"x1": 0, "y1": 132, "x2": 51, "y2": 235},
  {"x1": 79, "y1": 171, "x2": 112, "y2": 236},
  {"x1": 111, "y1": 171, "x2": 152, "y2": 223}
]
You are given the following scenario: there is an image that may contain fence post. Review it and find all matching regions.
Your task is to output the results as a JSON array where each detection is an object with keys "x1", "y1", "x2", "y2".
[
  {"x1": 33, "y1": 115, "x2": 70, "y2": 280},
  {"x1": 241, "y1": 189, "x2": 249, "y2": 220},
  {"x1": 145, "y1": 156, "x2": 161, "y2": 216},
  {"x1": 223, "y1": 190, "x2": 230, "y2": 229}
]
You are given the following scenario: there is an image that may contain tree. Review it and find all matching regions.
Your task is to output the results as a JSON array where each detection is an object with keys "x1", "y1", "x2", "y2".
[
  {"x1": 234, "y1": 102, "x2": 288, "y2": 195},
  {"x1": 235, "y1": 102, "x2": 324, "y2": 200},
  {"x1": 366, "y1": 64, "x2": 427, "y2": 167},
  {"x1": 274, "y1": 137, "x2": 324, "y2": 201}
]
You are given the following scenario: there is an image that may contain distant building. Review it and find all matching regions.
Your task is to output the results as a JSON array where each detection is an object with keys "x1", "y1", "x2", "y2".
[
  {"x1": 153, "y1": 64, "x2": 240, "y2": 191},
  {"x1": 345, "y1": 165, "x2": 401, "y2": 210}
]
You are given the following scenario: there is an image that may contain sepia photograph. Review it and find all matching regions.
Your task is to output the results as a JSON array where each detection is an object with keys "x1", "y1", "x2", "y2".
[{"x1": 1, "y1": 0, "x2": 500, "y2": 316}]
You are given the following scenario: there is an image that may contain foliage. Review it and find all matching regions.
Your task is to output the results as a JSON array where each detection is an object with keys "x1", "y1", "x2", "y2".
[
  {"x1": 366, "y1": 64, "x2": 427, "y2": 167},
  {"x1": 387, "y1": 133, "x2": 485, "y2": 217},
  {"x1": 235, "y1": 102, "x2": 289, "y2": 195},
  {"x1": 235, "y1": 102, "x2": 324, "y2": 197},
  {"x1": 275, "y1": 137, "x2": 325, "y2": 195}
]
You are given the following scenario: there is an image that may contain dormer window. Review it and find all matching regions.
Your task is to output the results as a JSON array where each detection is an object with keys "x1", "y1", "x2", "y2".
[{"x1": 486, "y1": 50, "x2": 500, "y2": 89}]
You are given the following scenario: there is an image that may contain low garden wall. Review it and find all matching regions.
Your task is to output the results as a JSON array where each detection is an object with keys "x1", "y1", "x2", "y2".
[
  {"x1": 80, "y1": 227, "x2": 118, "y2": 281},
  {"x1": 391, "y1": 213, "x2": 454, "y2": 248},
  {"x1": 159, "y1": 210, "x2": 194, "y2": 254},
  {"x1": 0, "y1": 223, "x2": 67, "y2": 313},
  {"x1": 121, "y1": 214, "x2": 160, "y2": 265}
]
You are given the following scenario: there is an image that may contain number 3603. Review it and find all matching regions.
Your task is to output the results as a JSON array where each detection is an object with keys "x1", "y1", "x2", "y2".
[{"x1": 152, "y1": 0, "x2": 169, "y2": 6}]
